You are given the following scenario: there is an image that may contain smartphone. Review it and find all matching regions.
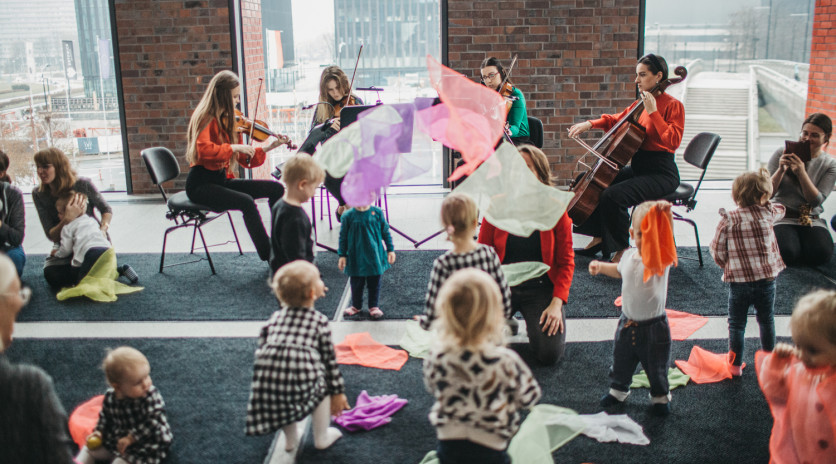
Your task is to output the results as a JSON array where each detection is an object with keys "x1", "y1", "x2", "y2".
[{"x1": 785, "y1": 140, "x2": 811, "y2": 163}]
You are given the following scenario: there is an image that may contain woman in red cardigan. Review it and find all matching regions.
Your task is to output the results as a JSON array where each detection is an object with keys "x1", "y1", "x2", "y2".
[
  {"x1": 478, "y1": 145, "x2": 574, "y2": 365},
  {"x1": 185, "y1": 70, "x2": 288, "y2": 262},
  {"x1": 568, "y1": 54, "x2": 684, "y2": 263}
]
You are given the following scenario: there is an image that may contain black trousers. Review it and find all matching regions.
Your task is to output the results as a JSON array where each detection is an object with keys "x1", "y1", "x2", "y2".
[
  {"x1": 774, "y1": 224, "x2": 834, "y2": 267},
  {"x1": 511, "y1": 280, "x2": 567, "y2": 366},
  {"x1": 574, "y1": 151, "x2": 679, "y2": 255},
  {"x1": 186, "y1": 166, "x2": 284, "y2": 261}
]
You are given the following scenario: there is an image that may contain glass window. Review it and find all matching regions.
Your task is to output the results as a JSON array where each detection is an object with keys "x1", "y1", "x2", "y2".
[
  {"x1": 0, "y1": 0, "x2": 127, "y2": 191},
  {"x1": 644, "y1": 0, "x2": 815, "y2": 180},
  {"x1": 258, "y1": 0, "x2": 443, "y2": 186}
]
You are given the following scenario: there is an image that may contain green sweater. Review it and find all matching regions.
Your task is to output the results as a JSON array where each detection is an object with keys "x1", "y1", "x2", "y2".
[{"x1": 507, "y1": 86, "x2": 529, "y2": 138}]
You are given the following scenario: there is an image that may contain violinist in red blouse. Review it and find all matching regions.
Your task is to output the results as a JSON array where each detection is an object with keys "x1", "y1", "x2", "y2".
[
  {"x1": 185, "y1": 70, "x2": 286, "y2": 262},
  {"x1": 567, "y1": 54, "x2": 684, "y2": 263}
]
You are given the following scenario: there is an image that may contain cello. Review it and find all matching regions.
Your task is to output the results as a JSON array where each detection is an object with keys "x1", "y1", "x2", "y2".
[{"x1": 566, "y1": 65, "x2": 687, "y2": 226}]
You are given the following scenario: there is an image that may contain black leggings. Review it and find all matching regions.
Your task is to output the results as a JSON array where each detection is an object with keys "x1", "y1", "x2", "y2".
[
  {"x1": 186, "y1": 166, "x2": 284, "y2": 261},
  {"x1": 774, "y1": 224, "x2": 834, "y2": 267},
  {"x1": 574, "y1": 151, "x2": 680, "y2": 255},
  {"x1": 511, "y1": 282, "x2": 567, "y2": 366}
]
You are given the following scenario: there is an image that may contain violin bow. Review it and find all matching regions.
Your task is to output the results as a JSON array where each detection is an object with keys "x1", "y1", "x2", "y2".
[
  {"x1": 496, "y1": 54, "x2": 518, "y2": 91},
  {"x1": 247, "y1": 78, "x2": 264, "y2": 145},
  {"x1": 343, "y1": 44, "x2": 364, "y2": 110}
]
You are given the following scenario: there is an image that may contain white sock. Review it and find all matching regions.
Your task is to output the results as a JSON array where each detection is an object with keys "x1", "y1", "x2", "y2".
[{"x1": 312, "y1": 397, "x2": 343, "y2": 449}]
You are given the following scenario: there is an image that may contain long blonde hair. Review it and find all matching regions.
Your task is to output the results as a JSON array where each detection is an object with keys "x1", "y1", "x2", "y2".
[
  {"x1": 435, "y1": 268, "x2": 505, "y2": 348},
  {"x1": 34, "y1": 148, "x2": 77, "y2": 196},
  {"x1": 186, "y1": 70, "x2": 240, "y2": 166},
  {"x1": 314, "y1": 66, "x2": 351, "y2": 124}
]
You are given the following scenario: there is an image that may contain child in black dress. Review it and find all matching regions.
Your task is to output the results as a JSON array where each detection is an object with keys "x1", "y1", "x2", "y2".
[{"x1": 245, "y1": 260, "x2": 350, "y2": 451}]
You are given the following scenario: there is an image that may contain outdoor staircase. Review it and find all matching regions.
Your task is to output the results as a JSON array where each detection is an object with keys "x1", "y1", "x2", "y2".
[{"x1": 677, "y1": 74, "x2": 751, "y2": 180}]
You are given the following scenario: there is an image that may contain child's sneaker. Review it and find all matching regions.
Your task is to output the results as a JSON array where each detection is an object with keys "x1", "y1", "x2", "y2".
[
  {"x1": 369, "y1": 307, "x2": 384, "y2": 319},
  {"x1": 650, "y1": 402, "x2": 671, "y2": 417},
  {"x1": 729, "y1": 364, "x2": 743, "y2": 377},
  {"x1": 118, "y1": 264, "x2": 139, "y2": 284},
  {"x1": 344, "y1": 307, "x2": 361, "y2": 317},
  {"x1": 599, "y1": 393, "x2": 624, "y2": 408}
]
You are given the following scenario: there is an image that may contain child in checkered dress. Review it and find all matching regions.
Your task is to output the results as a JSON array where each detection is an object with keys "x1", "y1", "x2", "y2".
[
  {"x1": 418, "y1": 193, "x2": 512, "y2": 330},
  {"x1": 245, "y1": 260, "x2": 350, "y2": 451},
  {"x1": 710, "y1": 169, "x2": 786, "y2": 376},
  {"x1": 76, "y1": 347, "x2": 172, "y2": 464}
]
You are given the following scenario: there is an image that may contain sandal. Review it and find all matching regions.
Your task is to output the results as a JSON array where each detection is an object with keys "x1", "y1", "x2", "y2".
[
  {"x1": 344, "y1": 306, "x2": 361, "y2": 317},
  {"x1": 369, "y1": 307, "x2": 384, "y2": 319}
]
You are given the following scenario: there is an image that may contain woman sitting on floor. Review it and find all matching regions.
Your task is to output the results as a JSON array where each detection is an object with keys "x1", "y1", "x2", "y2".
[
  {"x1": 0, "y1": 150, "x2": 26, "y2": 277},
  {"x1": 32, "y1": 148, "x2": 114, "y2": 289},
  {"x1": 768, "y1": 113, "x2": 836, "y2": 266},
  {"x1": 478, "y1": 145, "x2": 574, "y2": 366}
]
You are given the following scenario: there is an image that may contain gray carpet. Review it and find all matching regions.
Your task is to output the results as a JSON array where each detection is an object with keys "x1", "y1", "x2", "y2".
[
  {"x1": 571, "y1": 247, "x2": 836, "y2": 317},
  {"x1": 5, "y1": 337, "x2": 780, "y2": 464},
  {"x1": 17, "y1": 253, "x2": 344, "y2": 322},
  {"x1": 4, "y1": 338, "x2": 273, "y2": 464},
  {"x1": 301, "y1": 338, "x2": 776, "y2": 464}
]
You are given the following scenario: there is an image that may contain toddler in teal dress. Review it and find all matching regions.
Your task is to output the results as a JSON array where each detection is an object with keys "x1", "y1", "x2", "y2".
[{"x1": 338, "y1": 204, "x2": 396, "y2": 319}]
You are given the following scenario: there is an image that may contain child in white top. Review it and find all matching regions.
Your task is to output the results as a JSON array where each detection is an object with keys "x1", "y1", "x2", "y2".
[
  {"x1": 423, "y1": 268, "x2": 540, "y2": 462},
  {"x1": 758, "y1": 289, "x2": 836, "y2": 464},
  {"x1": 76, "y1": 347, "x2": 173, "y2": 464},
  {"x1": 52, "y1": 192, "x2": 137, "y2": 284},
  {"x1": 419, "y1": 193, "x2": 512, "y2": 330},
  {"x1": 245, "y1": 260, "x2": 350, "y2": 451},
  {"x1": 589, "y1": 200, "x2": 676, "y2": 416}
]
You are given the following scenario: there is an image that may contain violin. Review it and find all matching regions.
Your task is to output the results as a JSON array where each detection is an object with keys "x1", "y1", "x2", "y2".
[
  {"x1": 234, "y1": 109, "x2": 297, "y2": 150},
  {"x1": 331, "y1": 95, "x2": 358, "y2": 118}
]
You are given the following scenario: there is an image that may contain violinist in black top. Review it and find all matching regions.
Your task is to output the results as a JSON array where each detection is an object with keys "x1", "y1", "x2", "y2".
[
  {"x1": 480, "y1": 57, "x2": 530, "y2": 146},
  {"x1": 299, "y1": 65, "x2": 363, "y2": 221}
]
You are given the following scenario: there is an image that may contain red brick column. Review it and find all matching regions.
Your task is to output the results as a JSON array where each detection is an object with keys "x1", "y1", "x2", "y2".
[
  {"x1": 446, "y1": 0, "x2": 642, "y2": 184},
  {"x1": 805, "y1": 0, "x2": 836, "y2": 156},
  {"x1": 241, "y1": 0, "x2": 272, "y2": 180}
]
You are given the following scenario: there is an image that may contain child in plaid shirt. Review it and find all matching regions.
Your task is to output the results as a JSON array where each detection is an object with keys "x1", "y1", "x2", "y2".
[
  {"x1": 245, "y1": 260, "x2": 349, "y2": 451},
  {"x1": 710, "y1": 169, "x2": 786, "y2": 376},
  {"x1": 76, "y1": 347, "x2": 172, "y2": 464}
]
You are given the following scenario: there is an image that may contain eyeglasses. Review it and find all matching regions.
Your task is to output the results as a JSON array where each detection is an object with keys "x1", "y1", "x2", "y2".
[
  {"x1": 2, "y1": 287, "x2": 31, "y2": 306},
  {"x1": 481, "y1": 72, "x2": 499, "y2": 81}
]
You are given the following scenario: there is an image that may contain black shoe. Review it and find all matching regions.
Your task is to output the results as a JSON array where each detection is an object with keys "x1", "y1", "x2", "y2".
[
  {"x1": 650, "y1": 402, "x2": 671, "y2": 417},
  {"x1": 118, "y1": 264, "x2": 139, "y2": 284},
  {"x1": 271, "y1": 167, "x2": 282, "y2": 181},
  {"x1": 335, "y1": 205, "x2": 347, "y2": 223},
  {"x1": 575, "y1": 243, "x2": 603, "y2": 257},
  {"x1": 600, "y1": 393, "x2": 624, "y2": 408}
]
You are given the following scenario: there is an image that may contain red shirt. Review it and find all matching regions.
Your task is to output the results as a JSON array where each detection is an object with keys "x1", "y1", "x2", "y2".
[
  {"x1": 590, "y1": 92, "x2": 685, "y2": 154},
  {"x1": 192, "y1": 118, "x2": 266, "y2": 175},
  {"x1": 478, "y1": 212, "x2": 575, "y2": 303}
]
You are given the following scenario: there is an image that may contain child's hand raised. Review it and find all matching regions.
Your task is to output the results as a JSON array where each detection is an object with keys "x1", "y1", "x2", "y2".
[
  {"x1": 773, "y1": 342, "x2": 797, "y2": 359},
  {"x1": 338, "y1": 257, "x2": 346, "y2": 271},
  {"x1": 388, "y1": 251, "x2": 396, "y2": 264},
  {"x1": 330, "y1": 393, "x2": 350, "y2": 417},
  {"x1": 588, "y1": 260, "x2": 602, "y2": 275},
  {"x1": 116, "y1": 434, "x2": 136, "y2": 454}
]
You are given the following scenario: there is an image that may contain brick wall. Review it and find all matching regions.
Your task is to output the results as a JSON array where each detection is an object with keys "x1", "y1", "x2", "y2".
[
  {"x1": 805, "y1": 0, "x2": 836, "y2": 156},
  {"x1": 446, "y1": 0, "x2": 642, "y2": 184},
  {"x1": 114, "y1": 0, "x2": 234, "y2": 194}
]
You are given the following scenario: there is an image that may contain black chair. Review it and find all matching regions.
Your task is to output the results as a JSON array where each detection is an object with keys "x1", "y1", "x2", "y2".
[
  {"x1": 141, "y1": 147, "x2": 242, "y2": 274},
  {"x1": 527, "y1": 116, "x2": 544, "y2": 148},
  {"x1": 661, "y1": 132, "x2": 722, "y2": 267}
]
